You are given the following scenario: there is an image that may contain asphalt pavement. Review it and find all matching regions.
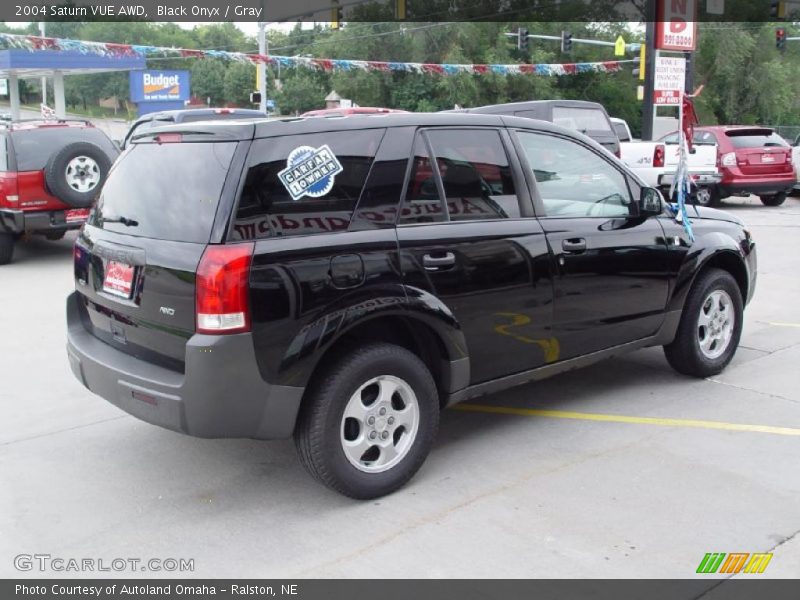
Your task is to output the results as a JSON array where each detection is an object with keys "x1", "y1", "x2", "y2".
[{"x1": 1, "y1": 195, "x2": 799, "y2": 581}]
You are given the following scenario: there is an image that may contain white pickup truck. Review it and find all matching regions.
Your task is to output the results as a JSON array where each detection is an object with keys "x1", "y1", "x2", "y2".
[{"x1": 612, "y1": 118, "x2": 722, "y2": 206}]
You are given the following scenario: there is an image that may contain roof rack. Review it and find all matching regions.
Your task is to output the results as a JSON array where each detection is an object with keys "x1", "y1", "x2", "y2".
[{"x1": 0, "y1": 118, "x2": 93, "y2": 128}]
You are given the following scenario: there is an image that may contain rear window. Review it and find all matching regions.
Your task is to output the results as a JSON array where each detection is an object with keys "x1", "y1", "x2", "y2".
[
  {"x1": 726, "y1": 130, "x2": 788, "y2": 149},
  {"x1": 11, "y1": 127, "x2": 117, "y2": 171},
  {"x1": 551, "y1": 106, "x2": 613, "y2": 134},
  {"x1": 232, "y1": 129, "x2": 385, "y2": 240},
  {"x1": 612, "y1": 122, "x2": 631, "y2": 142},
  {"x1": 90, "y1": 141, "x2": 237, "y2": 243}
]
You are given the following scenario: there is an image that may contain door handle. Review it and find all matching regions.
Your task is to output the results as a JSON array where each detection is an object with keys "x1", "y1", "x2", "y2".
[
  {"x1": 562, "y1": 238, "x2": 587, "y2": 254},
  {"x1": 422, "y1": 252, "x2": 456, "y2": 270}
]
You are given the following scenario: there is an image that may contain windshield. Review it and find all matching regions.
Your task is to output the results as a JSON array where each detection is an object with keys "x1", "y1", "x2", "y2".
[{"x1": 90, "y1": 141, "x2": 236, "y2": 243}]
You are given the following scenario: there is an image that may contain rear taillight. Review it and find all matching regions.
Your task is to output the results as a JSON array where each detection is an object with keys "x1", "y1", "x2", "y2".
[
  {"x1": 721, "y1": 152, "x2": 737, "y2": 167},
  {"x1": 653, "y1": 144, "x2": 665, "y2": 168},
  {"x1": 196, "y1": 243, "x2": 255, "y2": 335},
  {"x1": 214, "y1": 108, "x2": 233, "y2": 114}
]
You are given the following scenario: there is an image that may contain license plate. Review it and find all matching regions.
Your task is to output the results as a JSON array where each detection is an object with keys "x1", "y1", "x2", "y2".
[
  {"x1": 103, "y1": 261, "x2": 135, "y2": 298},
  {"x1": 761, "y1": 155, "x2": 775, "y2": 163},
  {"x1": 65, "y1": 208, "x2": 90, "y2": 223}
]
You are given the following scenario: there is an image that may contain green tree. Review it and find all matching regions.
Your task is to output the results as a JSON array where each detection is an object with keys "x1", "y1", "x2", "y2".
[{"x1": 191, "y1": 59, "x2": 227, "y2": 105}]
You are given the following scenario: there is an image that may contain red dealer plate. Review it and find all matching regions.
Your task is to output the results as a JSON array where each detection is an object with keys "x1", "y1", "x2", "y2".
[
  {"x1": 103, "y1": 261, "x2": 135, "y2": 299},
  {"x1": 65, "y1": 208, "x2": 90, "y2": 223}
]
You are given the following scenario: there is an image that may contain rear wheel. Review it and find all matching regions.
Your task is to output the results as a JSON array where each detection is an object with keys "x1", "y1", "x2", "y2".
[
  {"x1": 692, "y1": 186, "x2": 718, "y2": 207},
  {"x1": 759, "y1": 192, "x2": 787, "y2": 207},
  {"x1": 664, "y1": 268, "x2": 743, "y2": 377},
  {"x1": 0, "y1": 232, "x2": 14, "y2": 265},
  {"x1": 45, "y1": 231, "x2": 66, "y2": 241},
  {"x1": 295, "y1": 342, "x2": 439, "y2": 499}
]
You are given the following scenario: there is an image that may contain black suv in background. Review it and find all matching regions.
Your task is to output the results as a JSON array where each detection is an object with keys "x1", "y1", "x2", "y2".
[
  {"x1": 120, "y1": 108, "x2": 268, "y2": 150},
  {"x1": 66, "y1": 113, "x2": 756, "y2": 498},
  {"x1": 453, "y1": 100, "x2": 621, "y2": 158}
]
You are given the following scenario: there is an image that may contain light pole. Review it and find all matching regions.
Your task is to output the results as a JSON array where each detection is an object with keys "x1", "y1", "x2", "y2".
[
  {"x1": 257, "y1": 22, "x2": 268, "y2": 114},
  {"x1": 39, "y1": 21, "x2": 47, "y2": 107}
]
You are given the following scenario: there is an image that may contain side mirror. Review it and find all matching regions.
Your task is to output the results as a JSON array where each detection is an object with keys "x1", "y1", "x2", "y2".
[{"x1": 639, "y1": 187, "x2": 663, "y2": 216}]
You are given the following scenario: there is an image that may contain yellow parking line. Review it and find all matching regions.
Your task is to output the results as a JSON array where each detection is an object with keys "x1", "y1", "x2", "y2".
[
  {"x1": 452, "y1": 404, "x2": 800, "y2": 437},
  {"x1": 767, "y1": 322, "x2": 800, "y2": 328}
]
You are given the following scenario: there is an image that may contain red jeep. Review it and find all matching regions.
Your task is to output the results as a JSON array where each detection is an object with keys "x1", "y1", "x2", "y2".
[{"x1": 0, "y1": 119, "x2": 119, "y2": 264}]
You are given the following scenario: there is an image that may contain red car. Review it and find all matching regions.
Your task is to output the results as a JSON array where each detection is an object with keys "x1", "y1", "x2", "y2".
[
  {"x1": 301, "y1": 107, "x2": 408, "y2": 117},
  {"x1": 661, "y1": 125, "x2": 796, "y2": 206},
  {"x1": 0, "y1": 119, "x2": 118, "y2": 264}
]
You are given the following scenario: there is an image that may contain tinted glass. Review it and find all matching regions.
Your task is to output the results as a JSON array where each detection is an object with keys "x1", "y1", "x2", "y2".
[
  {"x1": 399, "y1": 135, "x2": 446, "y2": 225},
  {"x1": 90, "y1": 141, "x2": 236, "y2": 243},
  {"x1": 726, "y1": 131, "x2": 789, "y2": 149},
  {"x1": 232, "y1": 129, "x2": 384, "y2": 240},
  {"x1": 551, "y1": 107, "x2": 613, "y2": 134},
  {"x1": 427, "y1": 129, "x2": 518, "y2": 221},
  {"x1": 11, "y1": 127, "x2": 117, "y2": 171},
  {"x1": 517, "y1": 131, "x2": 633, "y2": 218}
]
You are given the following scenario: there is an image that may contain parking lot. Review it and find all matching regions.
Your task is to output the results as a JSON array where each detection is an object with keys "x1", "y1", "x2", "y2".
[{"x1": 1, "y1": 195, "x2": 799, "y2": 580}]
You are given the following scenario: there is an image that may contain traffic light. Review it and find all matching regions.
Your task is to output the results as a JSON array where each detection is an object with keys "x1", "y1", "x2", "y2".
[
  {"x1": 518, "y1": 27, "x2": 529, "y2": 52},
  {"x1": 561, "y1": 30, "x2": 573, "y2": 53},
  {"x1": 776, "y1": 27, "x2": 787, "y2": 52},
  {"x1": 250, "y1": 91, "x2": 261, "y2": 105},
  {"x1": 770, "y1": 1, "x2": 787, "y2": 19},
  {"x1": 331, "y1": 1, "x2": 342, "y2": 30}
]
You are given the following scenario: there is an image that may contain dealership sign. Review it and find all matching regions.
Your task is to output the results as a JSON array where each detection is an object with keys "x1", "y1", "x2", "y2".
[
  {"x1": 656, "y1": 0, "x2": 698, "y2": 51},
  {"x1": 129, "y1": 70, "x2": 190, "y2": 103},
  {"x1": 653, "y1": 56, "x2": 686, "y2": 105}
]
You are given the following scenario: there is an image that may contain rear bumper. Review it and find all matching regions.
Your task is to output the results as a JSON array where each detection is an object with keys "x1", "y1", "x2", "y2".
[
  {"x1": 66, "y1": 292, "x2": 304, "y2": 440},
  {"x1": 659, "y1": 172, "x2": 722, "y2": 188},
  {"x1": 0, "y1": 208, "x2": 85, "y2": 235},
  {"x1": 717, "y1": 178, "x2": 795, "y2": 198}
]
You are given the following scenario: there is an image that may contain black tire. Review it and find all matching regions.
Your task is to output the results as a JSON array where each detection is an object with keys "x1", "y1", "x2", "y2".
[
  {"x1": 45, "y1": 231, "x2": 66, "y2": 241},
  {"x1": 664, "y1": 268, "x2": 743, "y2": 378},
  {"x1": 295, "y1": 342, "x2": 439, "y2": 499},
  {"x1": 759, "y1": 192, "x2": 787, "y2": 207},
  {"x1": 44, "y1": 142, "x2": 112, "y2": 208},
  {"x1": 0, "y1": 232, "x2": 13, "y2": 265},
  {"x1": 789, "y1": 187, "x2": 800, "y2": 197}
]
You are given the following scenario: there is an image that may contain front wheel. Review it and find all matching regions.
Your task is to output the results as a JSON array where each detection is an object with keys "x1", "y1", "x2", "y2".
[
  {"x1": 760, "y1": 192, "x2": 787, "y2": 207},
  {"x1": 295, "y1": 342, "x2": 439, "y2": 499},
  {"x1": 664, "y1": 268, "x2": 743, "y2": 377}
]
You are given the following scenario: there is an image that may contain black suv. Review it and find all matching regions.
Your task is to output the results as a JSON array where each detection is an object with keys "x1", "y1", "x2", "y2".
[{"x1": 66, "y1": 113, "x2": 756, "y2": 499}]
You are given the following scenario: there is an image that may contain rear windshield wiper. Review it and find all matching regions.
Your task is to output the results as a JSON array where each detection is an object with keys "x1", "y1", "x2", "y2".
[{"x1": 101, "y1": 215, "x2": 139, "y2": 227}]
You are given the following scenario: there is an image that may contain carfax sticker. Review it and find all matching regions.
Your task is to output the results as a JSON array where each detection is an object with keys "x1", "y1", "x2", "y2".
[{"x1": 278, "y1": 145, "x2": 343, "y2": 200}]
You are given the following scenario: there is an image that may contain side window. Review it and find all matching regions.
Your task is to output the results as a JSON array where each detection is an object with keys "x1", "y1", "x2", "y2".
[
  {"x1": 399, "y1": 128, "x2": 519, "y2": 224},
  {"x1": 693, "y1": 131, "x2": 717, "y2": 145},
  {"x1": 0, "y1": 136, "x2": 8, "y2": 172},
  {"x1": 662, "y1": 133, "x2": 679, "y2": 144},
  {"x1": 399, "y1": 135, "x2": 446, "y2": 224},
  {"x1": 516, "y1": 131, "x2": 634, "y2": 218},
  {"x1": 232, "y1": 129, "x2": 385, "y2": 240}
]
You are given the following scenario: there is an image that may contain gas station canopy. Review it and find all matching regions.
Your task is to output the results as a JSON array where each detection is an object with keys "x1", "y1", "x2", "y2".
[{"x1": 0, "y1": 49, "x2": 145, "y2": 119}]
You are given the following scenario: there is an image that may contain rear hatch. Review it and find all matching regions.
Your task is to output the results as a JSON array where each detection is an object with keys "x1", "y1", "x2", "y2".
[
  {"x1": 725, "y1": 128, "x2": 793, "y2": 176},
  {"x1": 73, "y1": 126, "x2": 249, "y2": 371}
]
